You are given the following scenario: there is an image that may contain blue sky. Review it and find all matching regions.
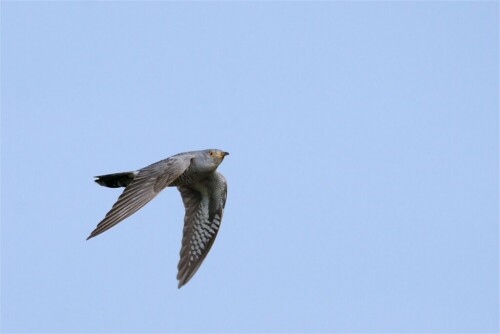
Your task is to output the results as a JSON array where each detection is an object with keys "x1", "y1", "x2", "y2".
[{"x1": 1, "y1": 2, "x2": 498, "y2": 333}]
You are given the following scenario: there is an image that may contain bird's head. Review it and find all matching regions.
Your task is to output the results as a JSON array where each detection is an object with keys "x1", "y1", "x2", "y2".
[
  {"x1": 207, "y1": 149, "x2": 229, "y2": 163},
  {"x1": 192, "y1": 149, "x2": 229, "y2": 173}
]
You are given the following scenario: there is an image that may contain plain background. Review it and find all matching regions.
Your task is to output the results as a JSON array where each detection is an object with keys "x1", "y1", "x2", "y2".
[{"x1": 2, "y1": 2, "x2": 498, "y2": 333}]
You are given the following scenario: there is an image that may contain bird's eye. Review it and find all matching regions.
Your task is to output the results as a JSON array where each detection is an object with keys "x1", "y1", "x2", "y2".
[{"x1": 209, "y1": 151, "x2": 214, "y2": 156}]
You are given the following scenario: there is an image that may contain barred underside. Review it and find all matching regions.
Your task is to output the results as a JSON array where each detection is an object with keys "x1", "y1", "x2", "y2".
[{"x1": 176, "y1": 172, "x2": 227, "y2": 288}]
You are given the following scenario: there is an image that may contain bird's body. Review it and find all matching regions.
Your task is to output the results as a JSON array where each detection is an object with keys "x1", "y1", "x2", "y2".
[{"x1": 88, "y1": 149, "x2": 229, "y2": 288}]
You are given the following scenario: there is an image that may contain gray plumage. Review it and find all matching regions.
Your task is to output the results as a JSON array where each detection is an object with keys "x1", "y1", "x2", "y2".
[{"x1": 87, "y1": 149, "x2": 229, "y2": 288}]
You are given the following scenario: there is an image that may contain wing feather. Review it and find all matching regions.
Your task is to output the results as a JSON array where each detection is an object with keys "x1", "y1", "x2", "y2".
[
  {"x1": 176, "y1": 172, "x2": 227, "y2": 288},
  {"x1": 87, "y1": 154, "x2": 194, "y2": 240}
]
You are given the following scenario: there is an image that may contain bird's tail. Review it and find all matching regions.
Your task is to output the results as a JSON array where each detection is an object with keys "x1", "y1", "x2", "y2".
[{"x1": 94, "y1": 171, "x2": 137, "y2": 188}]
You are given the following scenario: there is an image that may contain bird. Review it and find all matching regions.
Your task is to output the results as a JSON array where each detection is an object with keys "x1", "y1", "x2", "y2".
[{"x1": 87, "y1": 149, "x2": 229, "y2": 288}]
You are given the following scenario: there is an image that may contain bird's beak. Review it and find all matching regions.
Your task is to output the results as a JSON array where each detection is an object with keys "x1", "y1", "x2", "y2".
[{"x1": 215, "y1": 151, "x2": 229, "y2": 160}]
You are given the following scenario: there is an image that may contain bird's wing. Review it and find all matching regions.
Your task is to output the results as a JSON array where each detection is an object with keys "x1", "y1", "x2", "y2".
[
  {"x1": 176, "y1": 172, "x2": 227, "y2": 288},
  {"x1": 87, "y1": 154, "x2": 195, "y2": 240}
]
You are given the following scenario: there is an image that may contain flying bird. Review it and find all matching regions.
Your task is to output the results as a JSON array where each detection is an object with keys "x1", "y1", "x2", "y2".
[{"x1": 87, "y1": 149, "x2": 229, "y2": 288}]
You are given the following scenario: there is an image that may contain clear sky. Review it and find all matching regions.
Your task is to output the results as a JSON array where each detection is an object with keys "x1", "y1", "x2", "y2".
[{"x1": 1, "y1": 2, "x2": 498, "y2": 333}]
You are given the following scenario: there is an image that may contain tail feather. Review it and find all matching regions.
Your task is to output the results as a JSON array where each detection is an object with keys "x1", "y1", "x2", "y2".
[{"x1": 94, "y1": 172, "x2": 137, "y2": 188}]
